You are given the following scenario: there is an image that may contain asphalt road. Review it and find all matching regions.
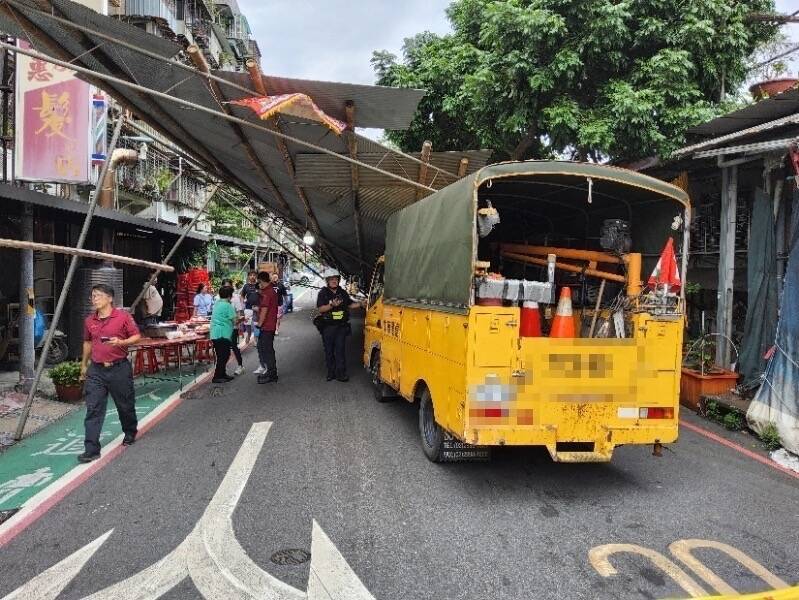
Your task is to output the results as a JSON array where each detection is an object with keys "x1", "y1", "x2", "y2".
[{"x1": 1, "y1": 292, "x2": 797, "y2": 600}]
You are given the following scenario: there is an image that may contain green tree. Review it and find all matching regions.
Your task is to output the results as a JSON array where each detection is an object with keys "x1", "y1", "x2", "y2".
[
  {"x1": 373, "y1": 0, "x2": 777, "y2": 162},
  {"x1": 206, "y1": 198, "x2": 259, "y2": 242}
]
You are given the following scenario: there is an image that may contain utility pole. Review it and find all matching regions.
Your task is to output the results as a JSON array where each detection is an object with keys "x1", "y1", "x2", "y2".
[{"x1": 18, "y1": 203, "x2": 34, "y2": 392}]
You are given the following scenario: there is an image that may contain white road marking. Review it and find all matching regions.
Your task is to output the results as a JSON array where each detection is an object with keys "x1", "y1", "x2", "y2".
[
  {"x1": 2, "y1": 530, "x2": 113, "y2": 600},
  {"x1": 2, "y1": 422, "x2": 375, "y2": 600}
]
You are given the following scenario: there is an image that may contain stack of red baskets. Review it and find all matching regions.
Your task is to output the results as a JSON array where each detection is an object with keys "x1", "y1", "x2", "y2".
[{"x1": 174, "y1": 267, "x2": 210, "y2": 322}]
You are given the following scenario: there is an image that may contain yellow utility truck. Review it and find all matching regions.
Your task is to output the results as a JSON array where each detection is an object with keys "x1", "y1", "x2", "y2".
[{"x1": 363, "y1": 161, "x2": 690, "y2": 462}]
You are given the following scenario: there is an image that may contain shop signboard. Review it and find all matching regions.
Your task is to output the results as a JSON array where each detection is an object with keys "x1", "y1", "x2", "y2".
[{"x1": 14, "y1": 40, "x2": 92, "y2": 183}]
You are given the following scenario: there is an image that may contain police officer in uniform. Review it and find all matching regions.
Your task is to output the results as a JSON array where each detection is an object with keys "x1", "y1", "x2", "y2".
[{"x1": 316, "y1": 270, "x2": 361, "y2": 381}]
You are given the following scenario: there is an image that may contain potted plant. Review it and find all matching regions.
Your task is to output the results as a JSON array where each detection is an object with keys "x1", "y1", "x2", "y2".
[
  {"x1": 680, "y1": 336, "x2": 738, "y2": 411},
  {"x1": 748, "y1": 34, "x2": 798, "y2": 101},
  {"x1": 48, "y1": 361, "x2": 84, "y2": 403}
]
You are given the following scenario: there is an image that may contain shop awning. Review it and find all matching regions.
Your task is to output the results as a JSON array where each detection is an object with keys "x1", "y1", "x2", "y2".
[{"x1": 0, "y1": 0, "x2": 478, "y2": 276}]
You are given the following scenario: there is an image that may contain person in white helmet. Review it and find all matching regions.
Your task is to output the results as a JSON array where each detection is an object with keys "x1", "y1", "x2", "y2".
[{"x1": 316, "y1": 269, "x2": 361, "y2": 381}]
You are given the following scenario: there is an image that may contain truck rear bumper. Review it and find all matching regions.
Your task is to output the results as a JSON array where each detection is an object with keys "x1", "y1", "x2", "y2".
[{"x1": 464, "y1": 424, "x2": 678, "y2": 463}]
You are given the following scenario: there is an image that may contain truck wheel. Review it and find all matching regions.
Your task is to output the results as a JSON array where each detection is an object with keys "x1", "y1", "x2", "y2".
[
  {"x1": 370, "y1": 352, "x2": 394, "y2": 403},
  {"x1": 419, "y1": 387, "x2": 445, "y2": 462}
]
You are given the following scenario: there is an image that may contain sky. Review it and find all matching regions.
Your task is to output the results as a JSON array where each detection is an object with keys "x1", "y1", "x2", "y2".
[{"x1": 238, "y1": 0, "x2": 453, "y2": 85}]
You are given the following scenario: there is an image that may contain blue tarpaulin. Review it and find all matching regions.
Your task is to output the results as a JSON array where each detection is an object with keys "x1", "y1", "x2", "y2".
[
  {"x1": 738, "y1": 189, "x2": 778, "y2": 385},
  {"x1": 748, "y1": 187, "x2": 799, "y2": 454}
]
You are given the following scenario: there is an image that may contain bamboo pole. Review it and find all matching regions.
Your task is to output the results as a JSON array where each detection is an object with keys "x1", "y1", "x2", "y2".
[
  {"x1": 0, "y1": 238, "x2": 176, "y2": 272},
  {"x1": 0, "y1": 41, "x2": 437, "y2": 194},
  {"x1": 218, "y1": 194, "x2": 323, "y2": 279},
  {"x1": 14, "y1": 115, "x2": 125, "y2": 440},
  {"x1": 128, "y1": 184, "x2": 221, "y2": 314}
]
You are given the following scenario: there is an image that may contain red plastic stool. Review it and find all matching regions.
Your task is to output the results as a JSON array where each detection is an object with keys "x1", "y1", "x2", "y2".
[
  {"x1": 195, "y1": 339, "x2": 214, "y2": 363},
  {"x1": 161, "y1": 344, "x2": 181, "y2": 370},
  {"x1": 134, "y1": 346, "x2": 160, "y2": 375}
]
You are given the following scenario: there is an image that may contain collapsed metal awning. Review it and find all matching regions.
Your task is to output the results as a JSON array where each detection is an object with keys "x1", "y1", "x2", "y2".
[{"x1": 0, "y1": 0, "x2": 482, "y2": 276}]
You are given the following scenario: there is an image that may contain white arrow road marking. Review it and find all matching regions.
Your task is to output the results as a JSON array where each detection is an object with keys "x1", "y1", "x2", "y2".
[
  {"x1": 307, "y1": 520, "x2": 374, "y2": 600},
  {"x1": 2, "y1": 422, "x2": 375, "y2": 600},
  {"x1": 2, "y1": 530, "x2": 113, "y2": 600}
]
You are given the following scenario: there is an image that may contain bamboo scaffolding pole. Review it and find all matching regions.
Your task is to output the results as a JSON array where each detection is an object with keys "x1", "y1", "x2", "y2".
[
  {"x1": 218, "y1": 193, "x2": 323, "y2": 279},
  {"x1": 14, "y1": 115, "x2": 125, "y2": 440},
  {"x1": 0, "y1": 238, "x2": 176, "y2": 272},
  {"x1": 0, "y1": 1, "x2": 461, "y2": 182},
  {"x1": 128, "y1": 184, "x2": 221, "y2": 314}
]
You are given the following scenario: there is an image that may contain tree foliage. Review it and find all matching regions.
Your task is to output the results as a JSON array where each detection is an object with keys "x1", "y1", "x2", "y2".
[
  {"x1": 206, "y1": 198, "x2": 259, "y2": 242},
  {"x1": 373, "y1": 0, "x2": 778, "y2": 162}
]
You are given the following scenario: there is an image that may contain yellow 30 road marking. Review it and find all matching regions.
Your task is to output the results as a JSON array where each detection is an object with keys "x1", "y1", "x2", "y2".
[
  {"x1": 588, "y1": 544, "x2": 707, "y2": 597},
  {"x1": 589, "y1": 539, "x2": 790, "y2": 599},
  {"x1": 669, "y1": 540, "x2": 790, "y2": 596}
]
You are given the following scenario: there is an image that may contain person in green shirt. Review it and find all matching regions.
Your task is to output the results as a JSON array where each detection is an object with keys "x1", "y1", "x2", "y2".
[{"x1": 210, "y1": 286, "x2": 237, "y2": 383}]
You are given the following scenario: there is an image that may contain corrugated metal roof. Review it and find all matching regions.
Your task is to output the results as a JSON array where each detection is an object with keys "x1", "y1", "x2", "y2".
[
  {"x1": 0, "y1": 0, "x2": 488, "y2": 276},
  {"x1": 295, "y1": 150, "x2": 491, "y2": 188},
  {"x1": 216, "y1": 71, "x2": 425, "y2": 130},
  {"x1": 687, "y1": 87, "x2": 799, "y2": 138}
]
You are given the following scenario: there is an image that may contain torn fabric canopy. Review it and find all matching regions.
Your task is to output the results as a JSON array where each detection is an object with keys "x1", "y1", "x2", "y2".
[
  {"x1": 229, "y1": 94, "x2": 348, "y2": 135},
  {"x1": 747, "y1": 187, "x2": 799, "y2": 455}
]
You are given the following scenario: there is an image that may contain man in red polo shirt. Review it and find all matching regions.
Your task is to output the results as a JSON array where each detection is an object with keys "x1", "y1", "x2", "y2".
[
  {"x1": 255, "y1": 271, "x2": 278, "y2": 384},
  {"x1": 78, "y1": 284, "x2": 141, "y2": 463}
]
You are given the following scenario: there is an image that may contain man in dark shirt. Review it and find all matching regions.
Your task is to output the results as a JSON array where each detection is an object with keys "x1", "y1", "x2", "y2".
[
  {"x1": 256, "y1": 271, "x2": 279, "y2": 384},
  {"x1": 241, "y1": 270, "x2": 261, "y2": 346},
  {"x1": 79, "y1": 284, "x2": 141, "y2": 462},
  {"x1": 316, "y1": 270, "x2": 361, "y2": 382}
]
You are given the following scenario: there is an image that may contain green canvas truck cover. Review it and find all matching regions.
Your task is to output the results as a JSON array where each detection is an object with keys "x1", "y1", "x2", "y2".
[{"x1": 383, "y1": 161, "x2": 689, "y2": 314}]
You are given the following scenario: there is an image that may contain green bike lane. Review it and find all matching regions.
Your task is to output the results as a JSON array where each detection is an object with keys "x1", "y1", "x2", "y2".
[{"x1": 0, "y1": 368, "x2": 207, "y2": 515}]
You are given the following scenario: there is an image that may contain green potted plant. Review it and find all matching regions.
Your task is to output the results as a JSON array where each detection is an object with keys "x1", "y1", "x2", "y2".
[
  {"x1": 48, "y1": 361, "x2": 84, "y2": 403},
  {"x1": 680, "y1": 336, "x2": 738, "y2": 411}
]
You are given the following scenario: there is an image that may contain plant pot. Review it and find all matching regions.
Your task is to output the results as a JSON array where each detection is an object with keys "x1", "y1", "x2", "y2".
[
  {"x1": 679, "y1": 367, "x2": 738, "y2": 411},
  {"x1": 749, "y1": 78, "x2": 798, "y2": 101},
  {"x1": 55, "y1": 383, "x2": 84, "y2": 404}
]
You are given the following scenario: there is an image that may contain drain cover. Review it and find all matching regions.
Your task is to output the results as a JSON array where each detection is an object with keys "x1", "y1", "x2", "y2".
[
  {"x1": 270, "y1": 549, "x2": 310, "y2": 565},
  {"x1": 0, "y1": 509, "x2": 19, "y2": 525}
]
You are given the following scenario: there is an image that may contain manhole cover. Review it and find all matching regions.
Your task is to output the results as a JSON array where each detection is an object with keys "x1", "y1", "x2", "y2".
[
  {"x1": 0, "y1": 509, "x2": 19, "y2": 525},
  {"x1": 270, "y1": 549, "x2": 310, "y2": 565}
]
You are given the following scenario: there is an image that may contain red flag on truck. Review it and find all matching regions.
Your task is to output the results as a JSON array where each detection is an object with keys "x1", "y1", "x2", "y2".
[{"x1": 648, "y1": 237, "x2": 681, "y2": 291}]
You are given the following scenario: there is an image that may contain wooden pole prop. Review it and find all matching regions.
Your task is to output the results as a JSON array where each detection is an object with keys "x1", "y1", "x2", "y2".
[
  {"x1": 502, "y1": 252, "x2": 626, "y2": 284},
  {"x1": 0, "y1": 239, "x2": 175, "y2": 272},
  {"x1": 128, "y1": 184, "x2": 220, "y2": 314},
  {"x1": 14, "y1": 115, "x2": 125, "y2": 440},
  {"x1": 588, "y1": 279, "x2": 607, "y2": 338}
]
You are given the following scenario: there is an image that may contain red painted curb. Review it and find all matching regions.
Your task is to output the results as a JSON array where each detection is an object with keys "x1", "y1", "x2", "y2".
[
  {"x1": 0, "y1": 369, "x2": 215, "y2": 548},
  {"x1": 680, "y1": 419, "x2": 799, "y2": 480}
]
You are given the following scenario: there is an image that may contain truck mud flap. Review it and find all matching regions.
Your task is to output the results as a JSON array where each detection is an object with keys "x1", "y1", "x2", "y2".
[{"x1": 442, "y1": 433, "x2": 491, "y2": 462}]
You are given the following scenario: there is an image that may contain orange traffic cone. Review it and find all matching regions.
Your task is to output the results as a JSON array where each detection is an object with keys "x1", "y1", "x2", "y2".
[
  {"x1": 520, "y1": 301, "x2": 542, "y2": 337},
  {"x1": 550, "y1": 287, "x2": 576, "y2": 338}
]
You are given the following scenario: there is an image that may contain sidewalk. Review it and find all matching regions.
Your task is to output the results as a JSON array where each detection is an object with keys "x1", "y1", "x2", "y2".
[{"x1": 0, "y1": 366, "x2": 209, "y2": 519}]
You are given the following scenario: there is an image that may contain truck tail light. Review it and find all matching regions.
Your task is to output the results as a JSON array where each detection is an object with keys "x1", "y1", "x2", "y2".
[
  {"x1": 639, "y1": 407, "x2": 674, "y2": 419},
  {"x1": 469, "y1": 408, "x2": 508, "y2": 418}
]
